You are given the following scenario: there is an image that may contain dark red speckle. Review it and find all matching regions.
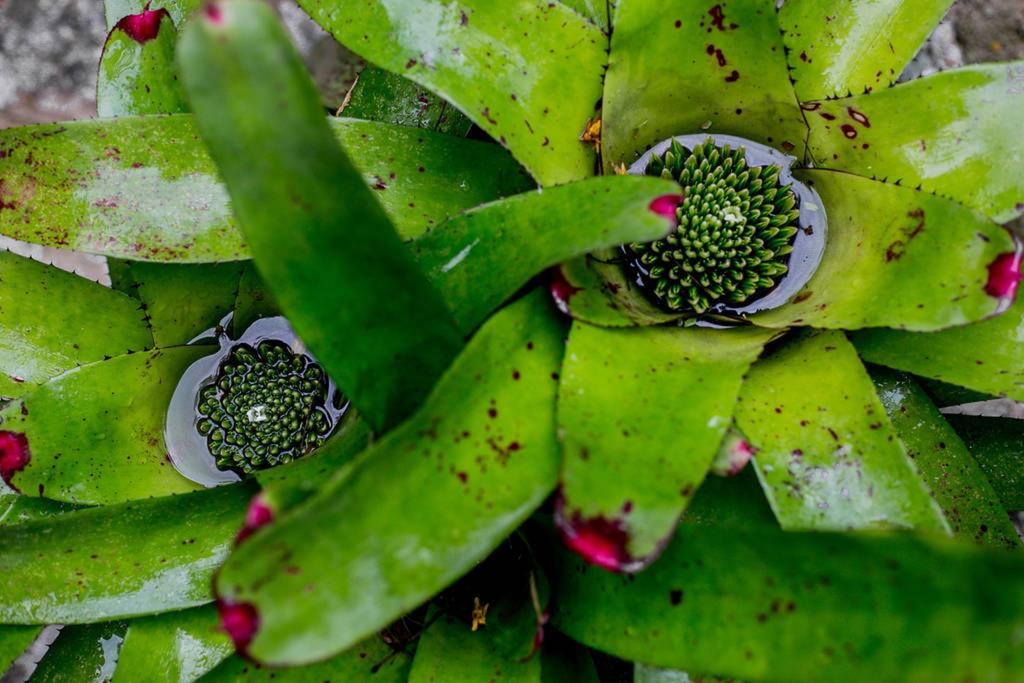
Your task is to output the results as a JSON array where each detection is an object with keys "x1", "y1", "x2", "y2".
[
  {"x1": 649, "y1": 194, "x2": 684, "y2": 222},
  {"x1": 114, "y1": 5, "x2": 170, "y2": 43},
  {"x1": 549, "y1": 267, "x2": 582, "y2": 315},
  {"x1": 555, "y1": 494, "x2": 635, "y2": 573},
  {"x1": 0, "y1": 431, "x2": 30, "y2": 490},
  {"x1": 725, "y1": 70, "x2": 740, "y2": 83},
  {"x1": 217, "y1": 600, "x2": 260, "y2": 652},
  {"x1": 235, "y1": 494, "x2": 274, "y2": 545},
  {"x1": 708, "y1": 5, "x2": 737, "y2": 31},
  {"x1": 985, "y1": 249, "x2": 1023, "y2": 300},
  {"x1": 847, "y1": 107, "x2": 871, "y2": 127},
  {"x1": 841, "y1": 124, "x2": 858, "y2": 139}
]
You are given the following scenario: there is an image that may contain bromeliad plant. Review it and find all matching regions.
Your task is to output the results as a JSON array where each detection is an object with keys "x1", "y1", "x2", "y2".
[{"x1": 0, "y1": 0, "x2": 1023, "y2": 680}]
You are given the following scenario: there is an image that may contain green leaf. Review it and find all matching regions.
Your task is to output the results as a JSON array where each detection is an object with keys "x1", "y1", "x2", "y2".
[
  {"x1": 635, "y1": 665, "x2": 737, "y2": 683},
  {"x1": 341, "y1": 65, "x2": 473, "y2": 137},
  {"x1": 854, "y1": 296, "x2": 1024, "y2": 401},
  {"x1": 231, "y1": 263, "x2": 279, "y2": 335},
  {"x1": 216, "y1": 291, "x2": 563, "y2": 665},
  {"x1": 751, "y1": 171, "x2": 1013, "y2": 331},
  {"x1": 735, "y1": 331, "x2": 948, "y2": 532},
  {"x1": 557, "y1": 323, "x2": 773, "y2": 566},
  {"x1": 0, "y1": 487, "x2": 82, "y2": 527},
  {"x1": 412, "y1": 175, "x2": 678, "y2": 331},
  {"x1": 603, "y1": 0, "x2": 807, "y2": 170},
  {"x1": 0, "y1": 626, "x2": 42, "y2": 673},
  {"x1": 98, "y1": 9, "x2": 187, "y2": 118},
  {"x1": 778, "y1": 0, "x2": 954, "y2": 101},
  {"x1": 180, "y1": 1, "x2": 464, "y2": 432},
  {"x1": 540, "y1": 632, "x2": 600, "y2": 682},
  {"x1": 297, "y1": 0, "x2": 606, "y2": 185},
  {"x1": 199, "y1": 635, "x2": 412, "y2": 682},
  {"x1": 113, "y1": 605, "x2": 233, "y2": 683},
  {"x1": 804, "y1": 64, "x2": 1024, "y2": 223},
  {"x1": 552, "y1": 255, "x2": 681, "y2": 328},
  {"x1": 946, "y1": 415, "x2": 1024, "y2": 511},
  {"x1": 0, "y1": 116, "x2": 529, "y2": 262},
  {"x1": 871, "y1": 368, "x2": 1019, "y2": 548},
  {"x1": 32, "y1": 622, "x2": 127, "y2": 683},
  {"x1": 0, "y1": 251, "x2": 152, "y2": 399},
  {"x1": 0, "y1": 483, "x2": 252, "y2": 624},
  {"x1": 551, "y1": 519, "x2": 1024, "y2": 682},
  {"x1": 559, "y1": 0, "x2": 608, "y2": 29},
  {"x1": 105, "y1": 1, "x2": 200, "y2": 28},
  {"x1": 1, "y1": 348, "x2": 206, "y2": 505}
]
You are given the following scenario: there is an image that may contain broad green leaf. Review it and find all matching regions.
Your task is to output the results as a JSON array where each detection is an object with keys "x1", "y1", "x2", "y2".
[
  {"x1": 32, "y1": 622, "x2": 127, "y2": 683},
  {"x1": 854, "y1": 296, "x2": 1024, "y2": 401},
  {"x1": 557, "y1": 322, "x2": 772, "y2": 566},
  {"x1": 0, "y1": 483, "x2": 253, "y2": 624},
  {"x1": 129, "y1": 262, "x2": 244, "y2": 347},
  {"x1": 0, "y1": 348, "x2": 206, "y2": 505},
  {"x1": 736, "y1": 331, "x2": 948, "y2": 532},
  {"x1": 297, "y1": 0, "x2": 606, "y2": 185},
  {"x1": 603, "y1": 0, "x2": 807, "y2": 170},
  {"x1": 805, "y1": 64, "x2": 1024, "y2": 223},
  {"x1": 342, "y1": 65, "x2": 473, "y2": 137},
  {"x1": 0, "y1": 116, "x2": 530, "y2": 262},
  {"x1": 946, "y1": 415, "x2": 1024, "y2": 511},
  {"x1": 98, "y1": 9, "x2": 188, "y2": 118},
  {"x1": 216, "y1": 292, "x2": 564, "y2": 665},
  {"x1": 779, "y1": 0, "x2": 954, "y2": 101},
  {"x1": 231, "y1": 263, "x2": 279, "y2": 335},
  {"x1": 200, "y1": 635, "x2": 412, "y2": 682},
  {"x1": 0, "y1": 251, "x2": 151, "y2": 399},
  {"x1": 551, "y1": 519, "x2": 1024, "y2": 682},
  {"x1": 180, "y1": 1, "x2": 463, "y2": 431},
  {"x1": 105, "y1": 0, "x2": 200, "y2": 28},
  {"x1": 113, "y1": 605, "x2": 233, "y2": 683},
  {"x1": 412, "y1": 175, "x2": 678, "y2": 331},
  {"x1": 751, "y1": 171, "x2": 1013, "y2": 331},
  {"x1": 871, "y1": 368, "x2": 1019, "y2": 548},
  {"x1": 0, "y1": 626, "x2": 41, "y2": 673}
]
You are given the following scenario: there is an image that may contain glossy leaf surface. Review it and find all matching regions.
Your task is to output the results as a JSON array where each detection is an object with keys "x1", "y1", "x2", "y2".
[
  {"x1": 1, "y1": 348, "x2": 206, "y2": 504},
  {"x1": 736, "y1": 332, "x2": 948, "y2": 532},
  {"x1": 805, "y1": 64, "x2": 1024, "y2": 223},
  {"x1": 0, "y1": 488, "x2": 81, "y2": 527},
  {"x1": 216, "y1": 292, "x2": 563, "y2": 665},
  {"x1": 871, "y1": 368, "x2": 1019, "y2": 548},
  {"x1": 603, "y1": 0, "x2": 807, "y2": 170},
  {"x1": 105, "y1": 0, "x2": 200, "y2": 28},
  {"x1": 558, "y1": 323, "x2": 772, "y2": 565},
  {"x1": 180, "y1": 1, "x2": 463, "y2": 431},
  {"x1": 0, "y1": 483, "x2": 253, "y2": 623},
  {"x1": 752, "y1": 171, "x2": 1012, "y2": 331},
  {"x1": 0, "y1": 252, "x2": 152, "y2": 400},
  {"x1": 98, "y1": 9, "x2": 187, "y2": 117},
  {"x1": 342, "y1": 65, "x2": 473, "y2": 136},
  {"x1": 854, "y1": 297, "x2": 1024, "y2": 401},
  {"x1": 32, "y1": 622, "x2": 126, "y2": 683},
  {"x1": 947, "y1": 415, "x2": 1024, "y2": 511},
  {"x1": 113, "y1": 605, "x2": 233, "y2": 683},
  {"x1": 413, "y1": 175, "x2": 677, "y2": 331},
  {"x1": 778, "y1": 0, "x2": 954, "y2": 100},
  {"x1": 297, "y1": 0, "x2": 606, "y2": 185}
]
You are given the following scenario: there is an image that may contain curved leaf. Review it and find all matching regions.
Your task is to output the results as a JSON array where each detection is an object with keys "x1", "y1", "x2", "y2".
[
  {"x1": 32, "y1": 622, "x2": 127, "y2": 683},
  {"x1": 113, "y1": 605, "x2": 233, "y2": 683},
  {"x1": 853, "y1": 296, "x2": 1024, "y2": 401},
  {"x1": 341, "y1": 65, "x2": 473, "y2": 137},
  {"x1": 105, "y1": 1, "x2": 200, "y2": 28},
  {"x1": 778, "y1": 0, "x2": 954, "y2": 101},
  {"x1": 412, "y1": 175, "x2": 678, "y2": 331},
  {"x1": 552, "y1": 255, "x2": 681, "y2": 328},
  {"x1": 0, "y1": 483, "x2": 253, "y2": 624},
  {"x1": 871, "y1": 368, "x2": 1019, "y2": 548},
  {"x1": 557, "y1": 322, "x2": 773, "y2": 567},
  {"x1": 946, "y1": 415, "x2": 1024, "y2": 511},
  {"x1": 0, "y1": 252, "x2": 152, "y2": 400},
  {"x1": 297, "y1": 0, "x2": 606, "y2": 185},
  {"x1": 0, "y1": 116, "x2": 530, "y2": 262},
  {"x1": 1, "y1": 348, "x2": 206, "y2": 505},
  {"x1": 736, "y1": 331, "x2": 949, "y2": 532},
  {"x1": 216, "y1": 292, "x2": 563, "y2": 665},
  {"x1": 805, "y1": 64, "x2": 1024, "y2": 223},
  {"x1": 180, "y1": 1, "x2": 463, "y2": 431},
  {"x1": 551, "y1": 517, "x2": 1024, "y2": 682},
  {"x1": 752, "y1": 171, "x2": 1013, "y2": 331},
  {"x1": 603, "y1": 0, "x2": 807, "y2": 170}
]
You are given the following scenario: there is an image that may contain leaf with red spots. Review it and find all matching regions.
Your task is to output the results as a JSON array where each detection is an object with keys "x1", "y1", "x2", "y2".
[
  {"x1": 342, "y1": 65, "x2": 473, "y2": 137},
  {"x1": 945, "y1": 415, "x2": 1024, "y2": 512}
]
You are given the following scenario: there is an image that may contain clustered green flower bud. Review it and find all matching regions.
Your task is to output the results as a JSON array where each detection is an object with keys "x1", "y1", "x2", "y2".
[
  {"x1": 627, "y1": 138, "x2": 801, "y2": 314},
  {"x1": 195, "y1": 340, "x2": 331, "y2": 474}
]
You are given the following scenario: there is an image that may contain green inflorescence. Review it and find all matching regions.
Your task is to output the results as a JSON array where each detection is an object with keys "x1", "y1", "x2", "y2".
[
  {"x1": 628, "y1": 138, "x2": 801, "y2": 314},
  {"x1": 195, "y1": 340, "x2": 332, "y2": 473}
]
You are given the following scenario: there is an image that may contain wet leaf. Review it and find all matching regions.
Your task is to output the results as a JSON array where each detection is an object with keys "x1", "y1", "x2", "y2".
[
  {"x1": 180, "y1": 1, "x2": 464, "y2": 431},
  {"x1": 105, "y1": 1, "x2": 200, "y2": 29},
  {"x1": 0, "y1": 483, "x2": 253, "y2": 624},
  {"x1": 805, "y1": 64, "x2": 1024, "y2": 223},
  {"x1": 113, "y1": 605, "x2": 233, "y2": 683},
  {"x1": 603, "y1": 0, "x2": 807, "y2": 170},
  {"x1": 946, "y1": 415, "x2": 1024, "y2": 511},
  {"x1": 871, "y1": 368, "x2": 1019, "y2": 548},
  {"x1": 32, "y1": 622, "x2": 127, "y2": 683},
  {"x1": 735, "y1": 331, "x2": 948, "y2": 532},
  {"x1": 752, "y1": 171, "x2": 1013, "y2": 331},
  {"x1": 342, "y1": 65, "x2": 473, "y2": 137},
  {"x1": 0, "y1": 252, "x2": 152, "y2": 400},
  {"x1": 412, "y1": 175, "x2": 678, "y2": 331},
  {"x1": 297, "y1": 0, "x2": 606, "y2": 185},
  {"x1": 216, "y1": 292, "x2": 563, "y2": 665},
  {"x1": 0, "y1": 348, "x2": 206, "y2": 505},
  {"x1": 779, "y1": 0, "x2": 955, "y2": 101},
  {"x1": 557, "y1": 323, "x2": 773, "y2": 567}
]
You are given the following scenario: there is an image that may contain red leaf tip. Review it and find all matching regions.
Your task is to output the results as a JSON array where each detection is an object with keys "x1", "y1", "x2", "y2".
[
  {"x1": 235, "y1": 494, "x2": 275, "y2": 545},
  {"x1": 114, "y1": 6, "x2": 170, "y2": 44},
  {"x1": 217, "y1": 599, "x2": 260, "y2": 652},
  {"x1": 0, "y1": 431, "x2": 30, "y2": 490},
  {"x1": 648, "y1": 194, "x2": 685, "y2": 222},
  {"x1": 985, "y1": 250, "x2": 1023, "y2": 301}
]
